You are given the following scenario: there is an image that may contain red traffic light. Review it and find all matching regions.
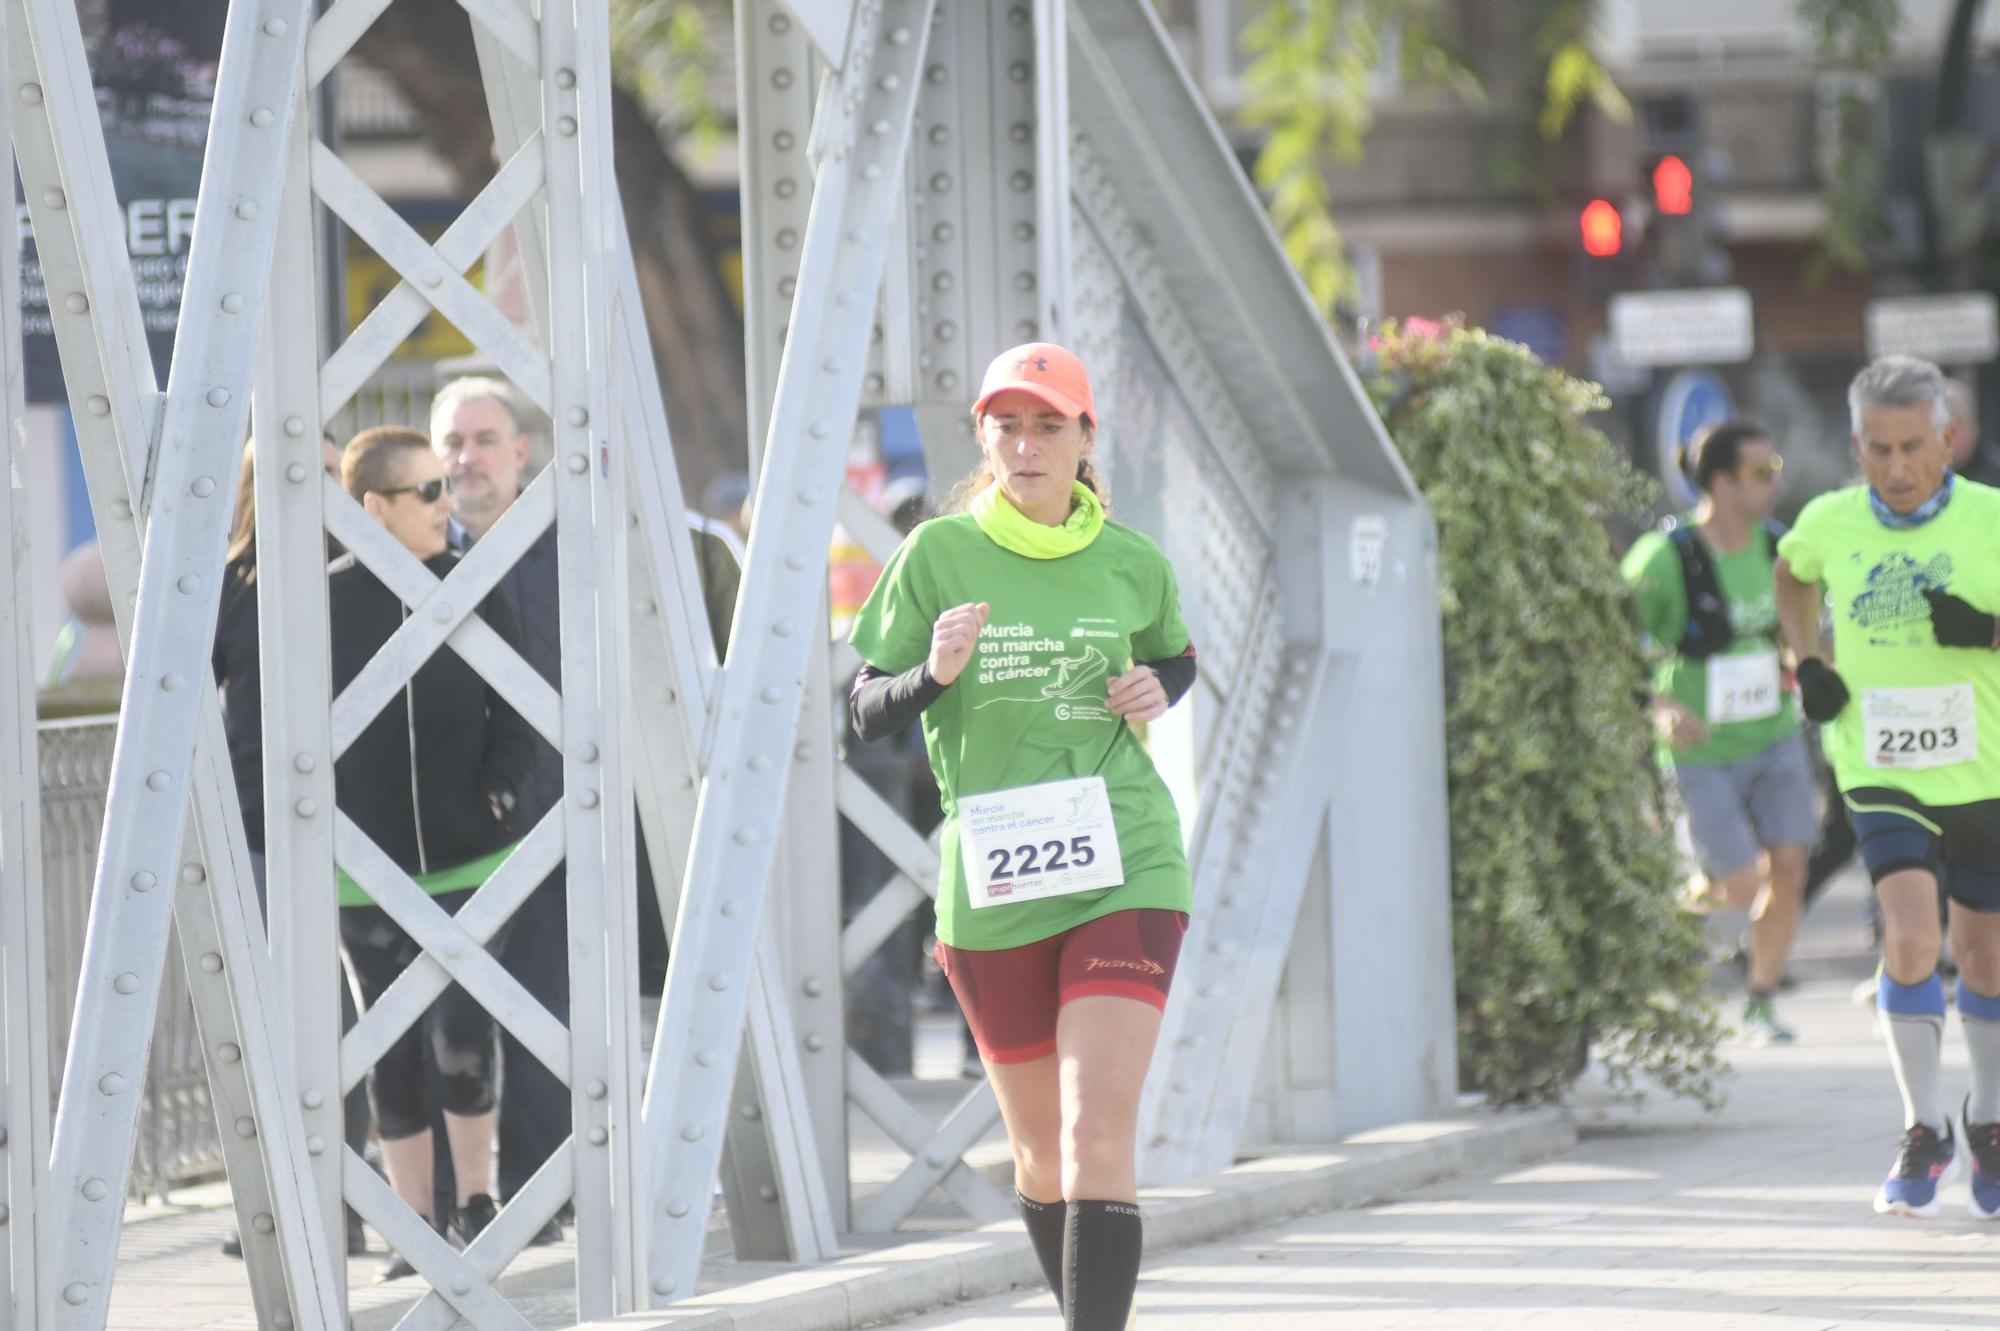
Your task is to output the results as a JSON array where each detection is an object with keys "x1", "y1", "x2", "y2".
[
  {"x1": 1579, "y1": 198, "x2": 1623, "y2": 257},
  {"x1": 1653, "y1": 154, "x2": 1694, "y2": 215}
]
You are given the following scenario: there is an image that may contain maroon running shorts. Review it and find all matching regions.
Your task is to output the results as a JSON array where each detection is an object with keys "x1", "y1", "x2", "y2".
[{"x1": 933, "y1": 909, "x2": 1189, "y2": 1065}]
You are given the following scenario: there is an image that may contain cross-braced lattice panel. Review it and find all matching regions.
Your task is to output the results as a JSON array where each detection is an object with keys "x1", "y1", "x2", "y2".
[{"x1": 255, "y1": 1, "x2": 644, "y2": 1324}]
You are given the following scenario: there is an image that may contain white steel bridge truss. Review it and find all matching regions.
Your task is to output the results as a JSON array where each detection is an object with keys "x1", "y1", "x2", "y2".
[{"x1": 0, "y1": 2, "x2": 1453, "y2": 1328}]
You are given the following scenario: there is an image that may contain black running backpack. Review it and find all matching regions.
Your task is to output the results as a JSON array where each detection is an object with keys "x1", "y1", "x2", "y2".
[{"x1": 1663, "y1": 517, "x2": 1786, "y2": 660}]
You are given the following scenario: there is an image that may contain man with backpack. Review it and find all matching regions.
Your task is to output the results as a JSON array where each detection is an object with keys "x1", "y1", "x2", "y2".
[{"x1": 1624, "y1": 421, "x2": 1815, "y2": 1044}]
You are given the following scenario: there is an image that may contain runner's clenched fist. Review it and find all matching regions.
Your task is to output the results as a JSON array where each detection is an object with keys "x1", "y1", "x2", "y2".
[
  {"x1": 1106, "y1": 664, "x2": 1168, "y2": 723},
  {"x1": 927, "y1": 601, "x2": 989, "y2": 686}
]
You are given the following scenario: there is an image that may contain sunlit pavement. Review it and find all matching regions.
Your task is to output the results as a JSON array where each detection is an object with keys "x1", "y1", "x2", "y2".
[{"x1": 893, "y1": 866, "x2": 2000, "y2": 1329}]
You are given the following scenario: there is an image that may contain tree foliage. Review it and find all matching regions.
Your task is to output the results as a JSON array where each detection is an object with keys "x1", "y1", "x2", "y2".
[
  {"x1": 1366, "y1": 320, "x2": 1726, "y2": 1107},
  {"x1": 1799, "y1": 0, "x2": 1903, "y2": 275}
]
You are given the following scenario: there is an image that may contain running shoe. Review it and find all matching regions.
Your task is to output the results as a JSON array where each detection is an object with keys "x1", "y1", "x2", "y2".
[
  {"x1": 1738, "y1": 996, "x2": 1795, "y2": 1046},
  {"x1": 451, "y1": 1193, "x2": 499, "y2": 1247},
  {"x1": 1965, "y1": 1100, "x2": 2000, "y2": 1221},
  {"x1": 1874, "y1": 1120, "x2": 1955, "y2": 1218}
]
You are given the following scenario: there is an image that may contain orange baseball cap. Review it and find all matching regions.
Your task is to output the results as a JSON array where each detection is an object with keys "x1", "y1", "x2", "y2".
[{"x1": 971, "y1": 343, "x2": 1095, "y2": 422}]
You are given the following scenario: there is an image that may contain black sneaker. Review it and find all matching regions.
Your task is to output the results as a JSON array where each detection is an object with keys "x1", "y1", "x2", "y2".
[
  {"x1": 529, "y1": 1216, "x2": 564, "y2": 1246},
  {"x1": 220, "y1": 1228, "x2": 242, "y2": 1259},
  {"x1": 1874, "y1": 1120, "x2": 1956, "y2": 1218},
  {"x1": 381, "y1": 1212, "x2": 449, "y2": 1282},
  {"x1": 1965, "y1": 1099, "x2": 2000, "y2": 1221},
  {"x1": 451, "y1": 1194, "x2": 499, "y2": 1247}
]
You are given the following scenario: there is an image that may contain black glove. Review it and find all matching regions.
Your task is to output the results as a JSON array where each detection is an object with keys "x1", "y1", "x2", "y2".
[
  {"x1": 1795, "y1": 657, "x2": 1850, "y2": 723},
  {"x1": 1922, "y1": 587, "x2": 1998, "y2": 649}
]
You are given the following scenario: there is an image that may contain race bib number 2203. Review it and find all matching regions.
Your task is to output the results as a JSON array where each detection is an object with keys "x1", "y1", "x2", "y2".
[
  {"x1": 1862, "y1": 683, "x2": 1978, "y2": 771},
  {"x1": 959, "y1": 775, "x2": 1125, "y2": 909}
]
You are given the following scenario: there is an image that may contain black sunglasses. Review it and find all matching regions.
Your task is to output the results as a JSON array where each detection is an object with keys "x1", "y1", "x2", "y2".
[{"x1": 373, "y1": 478, "x2": 448, "y2": 504}]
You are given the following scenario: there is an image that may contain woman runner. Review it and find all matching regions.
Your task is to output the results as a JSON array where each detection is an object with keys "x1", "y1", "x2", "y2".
[{"x1": 849, "y1": 343, "x2": 1198, "y2": 1329}]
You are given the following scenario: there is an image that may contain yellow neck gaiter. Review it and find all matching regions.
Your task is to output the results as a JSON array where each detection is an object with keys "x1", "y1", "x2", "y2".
[{"x1": 970, "y1": 480, "x2": 1104, "y2": 559}]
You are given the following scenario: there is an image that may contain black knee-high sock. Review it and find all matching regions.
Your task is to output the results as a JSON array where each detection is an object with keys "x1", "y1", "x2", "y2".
[
  {"x1": 1018, "y1": 1192, "x2": 1066, "y2": 1310},
  {"x1": 1063, "y1": 1200, "x2": 1142, "y2": 1330}
]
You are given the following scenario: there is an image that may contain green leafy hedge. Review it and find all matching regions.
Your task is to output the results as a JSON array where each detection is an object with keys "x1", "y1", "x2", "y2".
[{"x1": 1366, "y1": 320, "x2": 1723, "y2": 1106}]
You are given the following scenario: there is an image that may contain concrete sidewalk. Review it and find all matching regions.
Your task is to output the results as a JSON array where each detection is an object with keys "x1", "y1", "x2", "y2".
[{"x1": 890, "y1": 875, "x2": 2000, "y2": 1328}]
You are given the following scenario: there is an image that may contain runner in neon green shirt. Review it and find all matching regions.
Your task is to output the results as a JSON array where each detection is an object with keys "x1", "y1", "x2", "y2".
[
  {"x1": 1623, "y1": 422, "x2": 1812, "y2": 1044},
  {"x1": 848, "y1": 343, "x2": 1194, "y2": 1325},
  {"x1": 1775, "y1": 355, "x2": 2000, "y2": 1219}
]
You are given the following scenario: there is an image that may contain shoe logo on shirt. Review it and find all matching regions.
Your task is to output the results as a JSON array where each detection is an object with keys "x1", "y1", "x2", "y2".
[{"x1": 1085, "y1": 957, "x2": 1164, "y2": 976}]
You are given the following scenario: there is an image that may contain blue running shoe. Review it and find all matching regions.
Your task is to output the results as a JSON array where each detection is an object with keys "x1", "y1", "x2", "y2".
[
  {"x1": 1965, "y1": 1101, "x2": 2000, "y2": 1221},
  {"x1": 1874, "y1": 1120, "x2": 1954, "y2": 1218}
]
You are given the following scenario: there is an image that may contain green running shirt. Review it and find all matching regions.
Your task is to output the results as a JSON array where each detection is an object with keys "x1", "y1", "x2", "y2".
[
  {"x1": 1622, "y1": 523, "x2": 1802, "y2": 767},
  {"x1": 1778, "y1": 480, "x2": 2000, "y2": 806},
  {"x1": 848, "y1": 511, "x2": 1194, "y2": 951}
]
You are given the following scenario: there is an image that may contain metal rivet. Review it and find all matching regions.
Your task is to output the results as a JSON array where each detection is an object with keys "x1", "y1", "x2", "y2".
[
  {"x1": 293, "y1": 753, "x2": 316, "y2": 774},
  {"x1": 566, "y1": 452, "x2": 588, "y2": 473},
  {"x1": 273, "y1": 1315, "x2": 294, "y2": 1331},
  {"x1": 19, "y1": 83, "x2": 42, "y2": 104},
  {"x1": 431, "y1": 600, "x2": 454, "y2": 624},
  {"x1": 774, "y1": 130, "x2": 794, "y2": 151},
  {"x1": 862, "y1": 164, "x2": 883, "y2": 181},
  {"x1": 707, "y1": 975, "x2": 730, "y2": 991},
  {"x1": 302, "y1": 1089, "x2": 324, "y2": 1109},
  {"x1": 797, "y1": 488, "x2": 821, "y2": 506},
  {"x1": 207, "y1": 387, "x2": 230, "y2": 408},
  {"x1": 235, "y1": 1116, "x2": 256, "y2": 1138},
  {"x1": 777, "y1": 227, "x2": 799, "y2": 250},
  {"x1": 924, "y1": 64, "x2": 945, "y2": 85},
  {"x1": 936, "y1": 322, "x2": 957, "y2": 342},
  {"x1": 720, "y1": 902, "x2": 738, "y2": 918},
  {"x1": 740, "y1": 1104, "x2": 762, "y2": 1121},
  {"x1": 771, "y1": 68, "x2": 793, "y2": 90},
  {"x1": 294, "y1": 798, "x2": 316, "y2": 819},
  {"x1": 579, "y1": 789, "x2": 600, "y2": 809},
  {"x1": 760, "y1": 687, "x2": 782, "y2": 705},
  {"x1": 1014, "y1": 221, "x2": 1036, "y2": 242},
  {"x1": 556, "y1": 68, "x2": 576, "y2": 89},
  {"x1": 253, "y1": 1212, "x2": 275, "y2": 1235},
  {"x1": 82, "y1": 1177, "x2": 107, "y2": 1201},
  {"x1": 653, "y1": 1279, "x2": 675, "y2": 1296},
  {"x1": 221, "y1": 293, "x2": 245, "y2": 313},
  {"x1": 557, "y1": 115, "x2": 577, "y2": 136},
  {"x1": 285, "y1": 462, "x2": 307, "y2": 483},
  {"x1": 938, "y1": 370, "x2": 959, "y2": 391},
  {"x1": 775, "y1": 178, "x2": 798, "y2": 200},
  {"x1": 43, "y1": 187, "x2": 64, "y2": 208},
  {"x1": 587, "y1": 1079, "x2": 607, "y2": 1099},
  {"x1": 218, "y1": 1043, "x2": 241, "y2": 1063},
  {"x1": 588, "y1": 1126, "x2": 608, "y2": 1146},
  {"x1": 130, "y1": 871, "x2": 156, "y2": 892},
  {"x1": 694, "y1": 1050, "x2": 717, "y2": 1068},
  {"x1": 681, "y1": 1125, "x2": 703, "y2": 1142},
  {"x1": 758, "y1": 1184, "x2": 779, "y2": 1202},
  {"x1": 577, "y1": 743, "x2": 601, "y2": 765},
  {"x1": 235, "y1": 200, "x2": 257, "y2": 220},
  {"x1": 422, "y1": 270, "x2": 443, "y2": 289},
  {"x1": 846, "y1": 226, "x2": 865, "y2": 243},
  {"x1": 145, "y1": 770, "x2": 171, "y2": 792},
  {"x1": 263, "y1": 18, "x2": 288, "y2": 35},
  {"x1": 177, "y1": 574, "x2": 202, "y2": 595},
  {"x1": 284, "y1": 416, "x2": 305, "y2": 437},
  {"x1": 306, "y1": 1135, "x2": 325, "y2": 1155},
  {"x1": 63, "y1": 1283, "x2": 88, "y2": 1307},
  {"x1": 732, "y1": 830, "x2": 754, "y2": 847},
  {"x1": 802, "y1": 978, "x2": 824, "y2": 997},
  {"x1": 803, "y1": 1034, "x2": 826, "y2": 1052},
  {"x1": 567, "y1": 406, "x2": 589, "y2": 427},
  {"x1": 63, "y1": 291, "x2": 87, "y2": 313},
  {"x1": 925, "y1": 1152, "x2": 946, "y2": 1168},
  {"x1": 452, "y1": 1277, "x2": 472, "y2": 1296},
  {"x1": 1011, "y1": 122, "x2": 1032, "y2": 144},
  {"x1": 183, "y1": 859, "x2": 205, "y2": 882},
  {"x1": 160, "y1": 674, "x2": 185, "y2": 693},
  {"x1": 85, "y1": 395, "x2": 110, "y2": 416},
  {"x1": 201, "y1": 953, "x2": 223, "y2": 974},
  {"x1": 667, "y1": 1201, "x2": 690, "y2": 1218},
  {"x1": 98, "y1": 1073, "x2": 124, "y2": 1096},
  {"x1": 190, "y1": 475, "x2": 215, "y2": 498},
  {"x1": 771, "y1": 620, "x2": 794, "y2": 638},
  {"x1": 250, "y1": 107, "x2": 274, "y2": 127}
]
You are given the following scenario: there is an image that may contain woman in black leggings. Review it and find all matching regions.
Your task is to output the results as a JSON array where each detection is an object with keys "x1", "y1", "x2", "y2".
[{"x1": 331, "y1": 427, "x2": 534, "y2": 1276}]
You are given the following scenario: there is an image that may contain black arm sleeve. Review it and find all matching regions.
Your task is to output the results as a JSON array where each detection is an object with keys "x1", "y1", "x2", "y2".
[
  {"x1": 850, "y1": 662, "x2": 948, "y2": 742},
  {"x1": 1143, "y1": 648, "x2": 1197, "y2": 708}
]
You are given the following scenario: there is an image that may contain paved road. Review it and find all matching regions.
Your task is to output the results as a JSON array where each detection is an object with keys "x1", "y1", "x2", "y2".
[{"x1": 893, "y1": 877, "x2": 2000, "y2": 1329}]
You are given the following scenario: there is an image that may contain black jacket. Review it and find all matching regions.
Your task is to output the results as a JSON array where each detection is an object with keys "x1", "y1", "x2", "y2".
[
  {"x1": 329, "y1": 550, "x2": 535, "y2": 878},
  {"x1": 212, "y1": 558, "x2": 266, "y2": 853}
]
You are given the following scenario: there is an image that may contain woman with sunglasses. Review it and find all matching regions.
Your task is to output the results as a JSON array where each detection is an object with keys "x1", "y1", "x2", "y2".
[
  {"x1": 849, "y1": 344, "x2": 1197, "y2": 1329},
  {"x1": 1623, "y1": 420, "x2": 1814, "y2": 1045},
  {"x1": 329, "y1": 425, "x2": 535, "y2": 1276}
]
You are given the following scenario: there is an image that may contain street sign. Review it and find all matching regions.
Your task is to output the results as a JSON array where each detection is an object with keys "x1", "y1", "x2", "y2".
[
  {"x1": 1654, "y1": 370, "x2": 1735, "y2": 510},
  {"x1": 1866, "y1": 292, "x2": 2000, "y2": 365},
  {"x1": 1608, "y1": 287, "x2": 1754, "y2": 367}
]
